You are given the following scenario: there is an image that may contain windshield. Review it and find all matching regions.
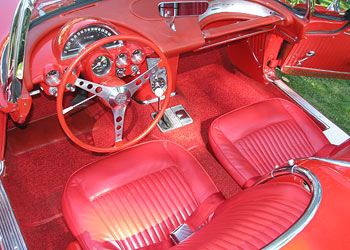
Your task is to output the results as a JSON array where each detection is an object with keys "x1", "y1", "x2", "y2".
[{"x1": 277, "y1": 0, "x2": 350, "y2": 12}]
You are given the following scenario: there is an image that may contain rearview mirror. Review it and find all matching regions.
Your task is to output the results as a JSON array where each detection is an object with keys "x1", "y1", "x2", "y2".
[{"x1": 158, "y1": 1, "x2": 209, "y2": 17}]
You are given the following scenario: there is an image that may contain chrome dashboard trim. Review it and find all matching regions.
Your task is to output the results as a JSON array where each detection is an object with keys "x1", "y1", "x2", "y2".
[
  {"x1": 197, "y1": 27, "x2": 274, "y2": 50},
  {"x1": 259, "y1": 166, "x2": 322, "y2": 250},
  {"x1": 199, "y1": 0, "x2": 280, "y2": 22}
]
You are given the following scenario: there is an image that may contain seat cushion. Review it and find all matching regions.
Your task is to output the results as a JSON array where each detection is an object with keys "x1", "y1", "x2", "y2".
[
  {"x1": 62, "y1": 140, "x2": 219, "y2": 250},
  {"x1": 209, "y1": 98, "x2": 331, "y2": 187},
  {"x1": 172, "y1": 182, "x2": 311, "y2": 250}
]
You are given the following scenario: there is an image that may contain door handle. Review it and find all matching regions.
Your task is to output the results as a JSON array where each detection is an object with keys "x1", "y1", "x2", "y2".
[{"x1": 297, "y1": 51, "x2": 316, "y2": 66}]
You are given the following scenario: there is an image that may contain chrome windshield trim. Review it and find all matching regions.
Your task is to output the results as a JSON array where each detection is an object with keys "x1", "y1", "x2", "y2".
[
  {"x1": 258, "y1": 166, "x2": 322, "y2": 250},
  {"x1": 0, "y1": 44, "x2": 8, "y2": 89},
  {"x1": 6, "y1": 0, "x2": 37, "y2": 103},
  {"x1": 308, "y1": 157, "x2": 350, "y2": 168}
]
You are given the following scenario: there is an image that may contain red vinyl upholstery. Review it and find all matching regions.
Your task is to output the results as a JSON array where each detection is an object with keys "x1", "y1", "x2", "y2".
[
  {"x1": 62, "y1": 140, "x2": 311, "y2": 250},
  {"x1": 172, "y1": 182, "x2": 310, "y2": 250},
  {"x1": 209, "y1": 98, "x2": 331, "y2": 187},
  {"x1": 62, "y1": 140, "x2": 219, "y2": 249}
]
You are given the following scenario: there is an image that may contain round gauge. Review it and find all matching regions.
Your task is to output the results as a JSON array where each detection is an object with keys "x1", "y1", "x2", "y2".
[
  {"x1": 116, "y1": 53, "x2": 128, "y2": 68},
  {"x1": 61, "y1": 25, "x2": 124, "y2": 60},
  {"x1": 92, "y1": 55, "x2": 112, "y2": 76},
  {"x1": 131, "y1": 49, "x2": 144, "y2": 64},
  {"x1": 45, "y1": 70, "x2": 60, "y2": 85}
]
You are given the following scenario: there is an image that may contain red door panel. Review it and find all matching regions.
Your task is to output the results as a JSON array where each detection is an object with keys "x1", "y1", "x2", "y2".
[{"x1": 281, "y1": 16, "x2": 350, "y2": 79}]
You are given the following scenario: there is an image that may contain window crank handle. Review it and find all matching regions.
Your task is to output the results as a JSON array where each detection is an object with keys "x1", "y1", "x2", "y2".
[{"x1": 297, "y1": 51, "x2": 316, "y2": 66}]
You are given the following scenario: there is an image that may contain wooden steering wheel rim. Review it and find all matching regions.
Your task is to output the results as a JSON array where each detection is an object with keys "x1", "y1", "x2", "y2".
[{"x1": 56, "y1": 35, "x2": 173, "y2": 153}]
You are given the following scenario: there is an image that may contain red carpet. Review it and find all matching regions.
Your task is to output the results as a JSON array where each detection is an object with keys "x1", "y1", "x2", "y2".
[{"x1": 3, "y1": 47, "x2": 286, "y2": 249}]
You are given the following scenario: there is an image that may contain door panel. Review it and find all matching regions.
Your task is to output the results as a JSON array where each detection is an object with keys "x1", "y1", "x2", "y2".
[
  {"x1": 280, "y1": 1, "x2": 350, "y2": 79},
  {"x1": 281, "y1": 25, "x2": 350, "y2": 79}
]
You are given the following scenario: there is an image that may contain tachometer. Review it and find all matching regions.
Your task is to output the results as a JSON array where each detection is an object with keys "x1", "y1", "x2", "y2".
[
  {"x1": 61, "y1": 25, "x2": 123, "y2": 60},
  {"x1": 91, "y1": 55, "x2": 111, "y2": 76}
]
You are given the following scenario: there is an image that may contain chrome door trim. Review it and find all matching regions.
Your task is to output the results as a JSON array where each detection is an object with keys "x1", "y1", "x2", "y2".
[
  {"x1": 273, "y1": 79, "x2": 350, "y2": 145},
  {"x1": 284, "y1": 65, "x2": 350, "y2": 75},
  {"x1": 308, "y1": 157, "x2": 350, "y2": 167},
  {"x1": 0, "y1": 180, "x2": 28, "y2": 250}
]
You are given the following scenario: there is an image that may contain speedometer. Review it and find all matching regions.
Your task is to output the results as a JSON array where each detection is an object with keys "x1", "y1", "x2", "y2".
[{"x1": 61, "y1": 25, "x2": 123, "y2": 60}]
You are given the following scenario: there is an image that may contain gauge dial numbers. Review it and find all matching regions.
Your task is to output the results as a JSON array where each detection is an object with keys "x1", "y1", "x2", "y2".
[
  {"x1": 91, "y1": 55, "x2": 112, "y2": 77},
  {"x1": 61, "y1": 25, "x2": 124, "y2": 60}
]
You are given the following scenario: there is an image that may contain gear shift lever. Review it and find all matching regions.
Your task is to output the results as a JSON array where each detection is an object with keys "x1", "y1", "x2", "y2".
[{"x1": 155, "y1": 87, "x2": 164, "y2": 112}]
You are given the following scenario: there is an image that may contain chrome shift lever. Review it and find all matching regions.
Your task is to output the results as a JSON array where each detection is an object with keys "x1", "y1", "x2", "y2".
[{"x1": 155, "y1": 87, "x2": 164, "y2": 113}]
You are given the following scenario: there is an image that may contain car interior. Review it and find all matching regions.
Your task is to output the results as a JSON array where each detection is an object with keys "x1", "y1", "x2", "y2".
[{"x1": 1, "y1": 0, "x2": 350, "y2": 249}]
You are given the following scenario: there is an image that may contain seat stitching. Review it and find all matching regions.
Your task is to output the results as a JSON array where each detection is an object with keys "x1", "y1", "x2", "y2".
[{"x1": 124, "y1": 183, "x2": 159, "y2": 245}]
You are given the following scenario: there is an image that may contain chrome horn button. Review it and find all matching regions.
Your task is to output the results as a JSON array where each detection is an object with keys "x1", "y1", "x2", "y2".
[{"x1": 109, "y1": 87, "x2": 131, "y2": 107}]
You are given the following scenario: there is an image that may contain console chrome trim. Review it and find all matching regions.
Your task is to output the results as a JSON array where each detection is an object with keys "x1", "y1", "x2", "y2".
[
  {"x1": 0, "y1": 180, "x2": 28, "y2": 250},
  {"x1": 273, "y1": 79, "x2": 349, "y2": 145},
  {"x1": 259, "y1": 166, "x2": 322, "y2": 250},
  {"x1": 199, "y1": 0, "x2": 279, "y2": 22}
]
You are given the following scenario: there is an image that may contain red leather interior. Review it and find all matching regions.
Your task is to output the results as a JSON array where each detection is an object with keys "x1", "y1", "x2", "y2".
[
  {"x1": 62, "y1": 140, "x2": 311, "y2": 250},
  {"x1": 62, "y1": 140, "x2": 219, "y2": 249},
  {"x1": 209, "y1": 98, "x2": 331, "y2": 187},
  {"x1": 173, "y1": 182, "x2": 310, "y2": 250}
]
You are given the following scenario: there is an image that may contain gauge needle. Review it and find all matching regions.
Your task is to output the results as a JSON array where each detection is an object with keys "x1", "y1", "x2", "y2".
[
  {"x1": 92, "y1": 56, "x2": 106, "y2": 70},
  {"x1": 92, "y1": 63, "x2": 100, "y2": 70}
]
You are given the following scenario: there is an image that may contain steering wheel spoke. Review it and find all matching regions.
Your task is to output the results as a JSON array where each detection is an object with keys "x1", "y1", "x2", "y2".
[
  {"x1": 125, "y1": 62, "x2": 160, "y2": 96},
  {"x1": 57, "y1": 35, "x2": 172, "y2": 153},
  {"x1": 112, "y1": 105, "x2": 127, "y2": 143},
  {"x1": 74, "y1": 78, "x2": 111, "y2": 101}
]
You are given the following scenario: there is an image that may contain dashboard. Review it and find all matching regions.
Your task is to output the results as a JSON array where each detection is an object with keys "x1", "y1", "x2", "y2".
[
  {"x1": 24, "y1": 0, "x2": 304, "y2": 102},
  {"x1": 33, "y1": 18, "x2": 156, "y2": 97}
]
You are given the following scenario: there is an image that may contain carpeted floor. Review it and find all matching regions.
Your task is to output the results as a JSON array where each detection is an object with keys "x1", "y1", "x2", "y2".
[{"x1": 3, "y1": 47, "x2": 286, "y2": 250}]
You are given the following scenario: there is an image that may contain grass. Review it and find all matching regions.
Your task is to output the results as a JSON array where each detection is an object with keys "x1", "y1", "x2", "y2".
[
  {"x1": 277, "y1": 1, "x2": 350, "y2": 134},
  {"x1": 278, "y1": 73, "x2": 350, "y2": 134},
  {"x1": 287, "y1": 0, "x2": 350, "y2": 9}
]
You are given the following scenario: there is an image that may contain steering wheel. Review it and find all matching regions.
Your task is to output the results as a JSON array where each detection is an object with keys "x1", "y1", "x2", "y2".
[{"x1": 56, "y1": 35, "x2": 172, "y2": 153}]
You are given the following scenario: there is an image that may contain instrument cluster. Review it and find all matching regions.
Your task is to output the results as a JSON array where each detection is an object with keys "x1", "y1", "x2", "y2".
[{"x1": 41, "y1": 18, "x2": 151, "y2": 96}]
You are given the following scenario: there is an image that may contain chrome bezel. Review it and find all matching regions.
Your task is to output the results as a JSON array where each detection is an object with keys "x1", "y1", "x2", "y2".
[
  {"x1": 61, "y1": 24, "x2": 124, "y2": 61},
  {"x1": 45, "y1": 70, "x2": 60, "y2": 86},
  {"x1": 91, "y1": 55, "x2": 112, "y2": 77},
  {"x1": 131, "y1": 49, "x2": 144, "y2": 64},
  {"x1": 116, "y1": 53, "x2": 129, "y2": 68}
]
